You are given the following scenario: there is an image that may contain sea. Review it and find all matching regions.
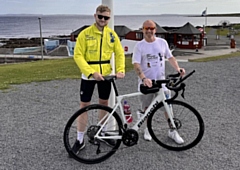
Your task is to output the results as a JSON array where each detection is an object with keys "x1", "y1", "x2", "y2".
[{"x1": 0, "y1": 14, "x2": 239, "y2": 38}]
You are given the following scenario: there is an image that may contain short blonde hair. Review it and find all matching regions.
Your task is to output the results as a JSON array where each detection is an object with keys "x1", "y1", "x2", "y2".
[{"x1": 96, "y1": 5, "x2": 111, "y2": 13}]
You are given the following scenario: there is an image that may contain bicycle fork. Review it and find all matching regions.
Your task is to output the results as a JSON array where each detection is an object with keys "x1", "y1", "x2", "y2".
[{"x1": 163, "y1": 100, "x2": 176, "y2": 129}]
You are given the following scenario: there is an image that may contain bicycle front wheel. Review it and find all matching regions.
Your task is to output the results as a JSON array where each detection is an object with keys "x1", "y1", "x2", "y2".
[
  {"x1": 147, "y1": 100, "x2": 204, "y2": 151},
  {"x1": 63, "y1": 104, "x2": 123, "y2": 164}
]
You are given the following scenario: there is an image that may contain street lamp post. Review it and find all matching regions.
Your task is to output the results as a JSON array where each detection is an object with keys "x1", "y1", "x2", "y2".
[{"x1": 38, "y1": 17, "x2": 44, "y2": 60}]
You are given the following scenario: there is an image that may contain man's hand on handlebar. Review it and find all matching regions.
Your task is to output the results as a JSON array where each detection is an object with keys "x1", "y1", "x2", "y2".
[
  {"x1": 116, "y1": 72, "x2": 125, "y2": 79},
  {"x1": 143, "y1": 78, "x2": 152, "y2": 88},
  {"x1": 93, "y1": 72, "x2": 125, "y2": 81},
  {"x1": 177, "y1": 68, "x2": 186, "y2": 77},
  {"x1": 93, "y1": 72, "x2": 104, "y2": 81}
]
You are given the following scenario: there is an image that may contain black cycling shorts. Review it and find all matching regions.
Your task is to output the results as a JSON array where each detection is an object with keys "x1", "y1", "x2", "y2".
[{"x1": 80, "y1": 79, "x2": 111, "y2": 102}]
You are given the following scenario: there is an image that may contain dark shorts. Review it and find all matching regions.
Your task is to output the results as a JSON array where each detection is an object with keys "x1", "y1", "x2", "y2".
[{"x1": 80, "y1": 79, "x2": 111, "y2": 102}]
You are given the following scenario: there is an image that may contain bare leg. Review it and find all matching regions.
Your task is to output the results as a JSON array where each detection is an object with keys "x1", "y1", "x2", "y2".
[
  {"x1": 76, "y1": 99, "x2": 108, "y2": 135},
  {"x1": 77, "y1": 101, "x2": 90, "y2": 132},
  {"x1": 98, "y1": 99, "x2": 108, "y2": 125},
  {"x1": 143, "y1": 107, "x2": 152, "y2": 141},
  {"x1": 164, "y1": 106, "x2": 174, "y2": 128}
]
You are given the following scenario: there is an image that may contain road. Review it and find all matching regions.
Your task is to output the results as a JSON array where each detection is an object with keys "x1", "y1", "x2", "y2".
[{"x1": 1, "y1": 56, "x2": 240, "y2": 170}]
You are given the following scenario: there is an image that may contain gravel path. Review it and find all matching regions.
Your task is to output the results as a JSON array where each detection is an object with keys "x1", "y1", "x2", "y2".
[{"x1": 1, "y1": 57, "x2": 240, "y2": 170}]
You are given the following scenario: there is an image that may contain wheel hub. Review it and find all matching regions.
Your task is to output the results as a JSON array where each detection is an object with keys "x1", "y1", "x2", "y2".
[
  {"x1": 173, "y1": 118, "x2": 182, "y2": 129},
  {"x1": 87, "y1": 125, "x2": 100, "y2": 141}
]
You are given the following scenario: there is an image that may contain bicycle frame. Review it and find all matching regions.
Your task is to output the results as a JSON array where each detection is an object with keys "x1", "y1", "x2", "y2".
[
  {"x1": 95, "y1": 87, "x2": 176, "y2": 140},
  {"x1": 63, "y1": 70, "x2": 203, "y2": 165}
]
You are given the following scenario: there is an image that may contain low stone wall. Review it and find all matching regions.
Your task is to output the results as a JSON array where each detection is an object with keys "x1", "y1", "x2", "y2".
[
  {"x1": 0, "y1": 48, "x2": 14, "y2": 54},
  {"x1": 0, "y1": 57, "x2": 42, "y2": 64}
]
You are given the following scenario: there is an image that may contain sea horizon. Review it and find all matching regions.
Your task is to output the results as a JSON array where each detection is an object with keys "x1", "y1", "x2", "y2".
[
  {"x1": 1, "y1": 14, "x2": 239, "y2": 39},
  {"x1": 1, "y1": 12, "x2": 240, "y2": 16}
]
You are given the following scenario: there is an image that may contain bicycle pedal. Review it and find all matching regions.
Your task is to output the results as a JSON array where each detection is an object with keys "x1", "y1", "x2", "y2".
[{"x1": 89, "y1": 139, "x2": 100, "y2": 145}]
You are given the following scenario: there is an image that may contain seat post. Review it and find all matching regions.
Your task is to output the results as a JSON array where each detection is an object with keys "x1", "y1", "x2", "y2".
[{"x1": 111, "y1": 79, "x2": 119, "y2": 96}]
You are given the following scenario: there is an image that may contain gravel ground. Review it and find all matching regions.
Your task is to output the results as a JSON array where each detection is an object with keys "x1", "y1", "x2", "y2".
[{"x1": 1, "y1": 57, "x2": 240, "y2": 170}]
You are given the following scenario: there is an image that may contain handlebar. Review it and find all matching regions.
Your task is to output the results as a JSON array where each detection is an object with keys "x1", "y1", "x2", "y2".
[
  {"x1": 103, "y1": 75, "x2": 116, "y2": 81},
  {"x1": 140, "y1": 70, "x2": 195, "y2": 100},
  {"x1": 165, "y1": 70, "x2": 195, "y2": 91},
  {"x1": 172, "y1": 70, "x2": 195, "y2": 87},
  {"x1": 102, "y1": 70, "x2": 195, "y2": 99},
  {"x1": 164, "y1": 70, "x2": 195, "y2": 100}
]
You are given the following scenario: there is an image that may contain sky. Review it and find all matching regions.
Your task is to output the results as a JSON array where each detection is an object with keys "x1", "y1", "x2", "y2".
[{"x1": 0, "y1": 0, "x2": 240, "y2": 15}]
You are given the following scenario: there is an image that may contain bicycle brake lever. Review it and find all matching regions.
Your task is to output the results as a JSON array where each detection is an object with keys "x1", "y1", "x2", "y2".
[{"x1": 180, "y1": 83, "x2": 186, "y2": 99}]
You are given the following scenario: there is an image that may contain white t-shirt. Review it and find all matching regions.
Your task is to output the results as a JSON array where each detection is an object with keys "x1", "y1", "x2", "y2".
[{"x1": 132, "y1": 37, "x2": 173, "y2": 91}]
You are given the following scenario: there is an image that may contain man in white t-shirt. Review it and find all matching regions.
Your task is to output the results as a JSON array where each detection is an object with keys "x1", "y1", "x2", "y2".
[{"x1": 132, "y1": 20, "x2": 185, "y2": 144}]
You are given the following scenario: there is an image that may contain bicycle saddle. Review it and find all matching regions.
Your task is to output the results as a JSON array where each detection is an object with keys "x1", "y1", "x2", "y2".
[{"x1": 140, "y1": 84, "x2": 159, "y2": 94}]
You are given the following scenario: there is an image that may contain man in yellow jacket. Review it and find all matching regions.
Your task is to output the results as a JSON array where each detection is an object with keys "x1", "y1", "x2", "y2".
[{"x1": 72, "y1": 5, "x2": 125, "y2": 153}]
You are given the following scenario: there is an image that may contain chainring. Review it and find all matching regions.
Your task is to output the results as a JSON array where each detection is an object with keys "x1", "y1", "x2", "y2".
[{"x1": 122, "y1": 129, "x2": 139, "y2": 146}]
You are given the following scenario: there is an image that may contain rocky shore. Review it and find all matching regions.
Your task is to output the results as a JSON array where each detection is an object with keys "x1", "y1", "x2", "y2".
[
  {"x1": 0, "y1": 35, "x2": 71, "y2": 54},
  {"x1": 0, "y1": 34, "x2": 71, "y2": 46},
  {"x1": 0, "y1": 37, "x2": 42, "y2": 48}
]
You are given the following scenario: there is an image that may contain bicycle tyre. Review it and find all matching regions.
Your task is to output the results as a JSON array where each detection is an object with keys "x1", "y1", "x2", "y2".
[
  {"x1": 147, "y1": 100, "x2": 204, "y2": 151},
  {"x1": 63, "y1": 104, "x2": 123, "y2": 164}
]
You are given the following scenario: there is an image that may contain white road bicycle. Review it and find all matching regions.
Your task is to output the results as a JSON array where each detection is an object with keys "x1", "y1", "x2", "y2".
[{"x1": 63, "y1": 70, "x2": 204, "y2": 164}]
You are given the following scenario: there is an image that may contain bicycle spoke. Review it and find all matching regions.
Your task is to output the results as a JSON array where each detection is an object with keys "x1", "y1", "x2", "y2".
[
  {"x1": 148, "y1": 100, "x2": 204, "y2": 151},
  {"x1": 64, "y1": 104, "x2": 122, "y2": 164}
]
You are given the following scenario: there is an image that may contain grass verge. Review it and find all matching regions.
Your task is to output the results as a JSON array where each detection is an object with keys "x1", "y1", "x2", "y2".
[
  {"x1": 1, "y1": 51, "x2": 240, "y2": 90},
  {"x1": 0, "y1": 57, "x2": 133, "y2": 90},
  {"x1": 189, "y1": 51, "x2": 240, "y2": 62}
]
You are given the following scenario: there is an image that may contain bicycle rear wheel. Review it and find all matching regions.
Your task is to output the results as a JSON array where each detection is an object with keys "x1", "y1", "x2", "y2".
[
  {"x1": 63, "y1": 104, "x2": 123, "y2": 164},
  {"x1": 147, "y1": 100, "x2": 204, "y2": 151}
]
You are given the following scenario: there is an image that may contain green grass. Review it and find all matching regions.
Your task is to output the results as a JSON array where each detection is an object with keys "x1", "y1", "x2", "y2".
[
  {"x1": 216, "y1": 29, "x2": 229, "y2": 36},
  {"x1": 1, "y1": 52, "x2": 240, "y2": 90},
  {"x1": 205, "y1": 27, "x2": 211, "y2": 34},
  {"x1": 189, "y1": 51, "x2": 240, "y2": 62},
  {"x1": 215, "y1": 27, "x2": 240, "y2": 36},
  {"x1": 0, "y1": 57, "x2": 134, "y2": 90},
  {"x1": 233, "y1": 24, "x2": 240, "y2": 30}
]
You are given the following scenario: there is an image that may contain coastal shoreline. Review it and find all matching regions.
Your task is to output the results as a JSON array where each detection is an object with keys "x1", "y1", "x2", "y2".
[
  {"x1": 1, "y1": 26, "x2": 239, "y2": 58},
  {"x1": 0, "y1": 35, "x2": 71, "y2": 53}
]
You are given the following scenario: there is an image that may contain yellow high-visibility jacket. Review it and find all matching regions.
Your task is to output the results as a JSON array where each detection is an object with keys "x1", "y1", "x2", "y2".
[{"x1": 74, "y1": 23, "x2": 125, "y2": 79}]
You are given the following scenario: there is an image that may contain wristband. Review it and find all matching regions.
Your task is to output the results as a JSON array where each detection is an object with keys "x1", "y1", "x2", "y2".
[{"x1": 142, "y1": 77, "x2": 146, "y2": 82}]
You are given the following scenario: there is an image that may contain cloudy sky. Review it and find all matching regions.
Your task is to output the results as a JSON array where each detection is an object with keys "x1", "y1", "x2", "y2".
[{"x1": 0, "y1": 0, "x2": 240, "y2": 15}]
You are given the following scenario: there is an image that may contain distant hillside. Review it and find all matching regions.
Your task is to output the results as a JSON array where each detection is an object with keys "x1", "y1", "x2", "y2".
[
  {"x1": 188, "y1": 13, "x2": 240, "y2": 17},
  {"x1": 207, "y1": 13, "x2": 240, "y2": 17}
]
